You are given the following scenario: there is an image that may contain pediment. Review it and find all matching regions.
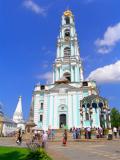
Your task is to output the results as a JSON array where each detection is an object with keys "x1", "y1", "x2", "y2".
[{"x1": 48, "y1": 83, "x2": 79, "y2": 93}]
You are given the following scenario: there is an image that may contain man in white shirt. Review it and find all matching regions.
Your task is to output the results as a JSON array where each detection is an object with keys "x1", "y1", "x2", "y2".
[{"x1": 113, "y1": 127, "x2": 117, "y2": 138}]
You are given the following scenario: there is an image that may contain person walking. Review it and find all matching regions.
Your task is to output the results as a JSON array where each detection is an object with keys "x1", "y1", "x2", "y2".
[
  {"x1": 113, "y1": 127, "x2": 117, "y2": 138},
  {"x1": 96, "y1": 128, "x2": 99, "y2": 138},
  {"x1": 42, "y1": 131, "x2": 48, "y2": 150},
  {"x1": 16, "y1": 128, "x2": 22, "y2": 145},
  {"x1": 62, "y1": 129, "x2": 67, "y2": 146},
  {"x1": 108, "y1": 128, "x2": 113, "y2": 140},
  {"x1": 87, "y1": 127, "x2": 91, "y2": 139}
]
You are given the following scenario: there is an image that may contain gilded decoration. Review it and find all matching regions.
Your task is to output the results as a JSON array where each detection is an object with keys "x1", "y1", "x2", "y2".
[{"x1": 64, "y1": 10, "x2": 73, "y2": 16}]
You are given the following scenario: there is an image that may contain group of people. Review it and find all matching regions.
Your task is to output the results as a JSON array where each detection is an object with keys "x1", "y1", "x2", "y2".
[
  {"x1": 48, "y1": 129, "x2": 55, "y2": 140},
  {"x1": 15, "y1": 126, "x2": 120, "y2": 147},
  {"x1": 70, "y1": 127, "x2": 81, "y2": 139},
  {"x1": 70, "y1": 126, "x2": 120, "y2": 140},
  {"x1": 32, "y1": 130, "x2": 48, "y2": 149}
]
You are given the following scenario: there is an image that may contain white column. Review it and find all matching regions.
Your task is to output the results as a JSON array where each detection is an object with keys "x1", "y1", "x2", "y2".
[
  {"x1": 49, "y1": 95, "x2": 53, "y2": 127},
  {"x1": 53, "y1": 68, "x2": 54, "y2": 83},
  {"x1": 80, "y1": 68, "x2": 84, "y2": 81},
  {"x1": 73, "y1": 94, "x2": 77, "y2": 127},
  {"x1": 56, "y1": 68, "x2": 59, "y2": 81},
  {"x1": 73, "y1": 66, "x2": 75, "y2": 82},
  {"x1": 71, "y1": 44, "x2": 74, "y2": 56},
  {"x1": 54, "y1": 96, "x2": 58, "y2": 129},
  {"x1": 61, "y1": 46, "x2": 64, "y2": 57},
  {"x1": 57, "y1": 46, "x2": 59, "y2": 58},
  {"x1": 59, "y1": 67, "x2": 60, "y2": 79},
  {"x1": 71, "y1": 66, "x2": 74, "y2": 82},
  {"x1": 34, "y1": 94, "x2": 40, "y2": 126},
  {"x1": 75, "y1": 66, "x2": 77, "y2": 82},
  {"x1": 68, "y1": 94, "x2": 72, "y2": 129},
  {"x1": 43, "y1": 94, "x2": 48, "y2": 130}
]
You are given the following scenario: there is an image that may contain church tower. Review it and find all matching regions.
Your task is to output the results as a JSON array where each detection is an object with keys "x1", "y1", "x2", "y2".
[
  {"x1": 13, "y1": 96, "x2": 23, "y2": 123},
  {"x1": 13, "y1": 96, "x2": 25, "y2": 130},
  {"x1": 53, "y1": 10, "x2": 84, "y2": 83},
  {"x1": 32, "y1": 10, "x2": 111, "y2": 130}
]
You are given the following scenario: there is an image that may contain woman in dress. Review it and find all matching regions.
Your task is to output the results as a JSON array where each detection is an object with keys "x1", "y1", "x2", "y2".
[{"x1": 63, "y1": 129, "x2": 67, "y2": 146}]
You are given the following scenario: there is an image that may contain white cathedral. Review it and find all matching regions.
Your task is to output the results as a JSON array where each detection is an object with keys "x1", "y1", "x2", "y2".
[{"x1": 30, "y1": 10, "x2": 111, "y2": 130}]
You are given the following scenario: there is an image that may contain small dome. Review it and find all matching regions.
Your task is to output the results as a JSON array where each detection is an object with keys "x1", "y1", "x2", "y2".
[{"x1": 64, "y1": 10, "x2": 73, "y2": 16}]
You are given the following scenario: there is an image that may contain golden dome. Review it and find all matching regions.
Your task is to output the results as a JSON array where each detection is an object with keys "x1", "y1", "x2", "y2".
[{"x1": 64, "y1": 10, "x2": 73, "y2": 16}]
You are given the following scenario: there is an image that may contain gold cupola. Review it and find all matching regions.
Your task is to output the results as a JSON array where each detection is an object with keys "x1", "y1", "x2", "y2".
[{"x1": 64, "y1": 10, "x2": 73, "y2": 16}]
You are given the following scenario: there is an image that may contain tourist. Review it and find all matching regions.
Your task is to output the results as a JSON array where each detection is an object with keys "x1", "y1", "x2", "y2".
[
  {"x1": 72, "y1": 128, "x2": 76, "y2": 139},
  {"x1": 96, "y1": 128, "x2": 99, "y2": 138},
  {"x1": 99, "y1": 127, "x2": 103, "y2": 138},
  {"x1": 48, "y1": 129, "x2": 51, "y2": 139},
  {"x1": 51, "y1": 129, "x2": 55, "y2": 139},
  {"x1": 63, "y1": 129, "x2": 67, "y2": 146},
  {"x1": 87, "y1": 127, "x2": 91, "y2": 139},
  {"x1": 108, "y1": 128, "x2": 113, "y2": 140},
  {"x1": 76, "y1": 128, "x2": 80, "y2": 139},
  {"x1": 118, "y1": 127, "x2": 120, "y2": 138},
  {"x1": 16, "y1": 128, "x2": 22, "y2": 145},
  {"x1": 42, "y1": 131, "x2": 48, "y2": 150},
  {"x1": 85, "y1": 128, "x2": 87, "y2": 139},
  {"x1": 113, "y1": 127, "x2": 117, "y2": 138}
]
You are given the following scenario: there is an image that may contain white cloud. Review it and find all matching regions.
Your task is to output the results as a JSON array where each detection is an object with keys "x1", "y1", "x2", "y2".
[
  {"x1": 87, "y1": 60, "x2": 120, "y2": 83},
  {"x1": 23, "y1": 0, "x2": 46, "y2": 16},
  {"x1": 37, "y1": 72, "x2": 53, "y2": 83},
  {"x1": 95, "y1": 22, "x2": 120, "y2": 54}
]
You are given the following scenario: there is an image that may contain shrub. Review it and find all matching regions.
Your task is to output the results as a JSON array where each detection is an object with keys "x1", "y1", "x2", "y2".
[{"x1": 25, "y1": 148, "x2": 52, "y2": 160}]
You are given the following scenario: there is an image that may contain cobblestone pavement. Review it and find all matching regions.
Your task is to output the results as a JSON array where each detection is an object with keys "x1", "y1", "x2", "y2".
[{"x1": 0, "y1": 138, "x2": 120, "y2": 160}]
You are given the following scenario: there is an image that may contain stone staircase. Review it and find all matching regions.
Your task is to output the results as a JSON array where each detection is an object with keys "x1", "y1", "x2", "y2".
[{"x1": 48, "y1": 129, "x2": 73, "y2": 142}]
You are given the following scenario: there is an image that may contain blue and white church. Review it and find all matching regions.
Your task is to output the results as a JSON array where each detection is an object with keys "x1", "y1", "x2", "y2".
[{"x1": 30, "y1": 10, "x2": 111, "y2": 130}]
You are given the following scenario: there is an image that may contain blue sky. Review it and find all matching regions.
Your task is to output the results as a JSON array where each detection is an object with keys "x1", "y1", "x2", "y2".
[{"x1": 0, "y1": 0, "x2": 120, "y2": 120}]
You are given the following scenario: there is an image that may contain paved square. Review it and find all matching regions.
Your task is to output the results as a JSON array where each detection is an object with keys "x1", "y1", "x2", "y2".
[
  {"x1": 48, "y1": 140, "x2": 120, "y2": 160},
  {"x1": 0, "y1": 138, "x2": 120, "y2": 160}
]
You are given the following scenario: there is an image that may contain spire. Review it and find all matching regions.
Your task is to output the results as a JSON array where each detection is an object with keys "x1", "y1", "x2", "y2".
[
  {"x1": 28, "y1": 95, "x2": 34, "y2": 122},
  {"x1": 13, "y1": 96, "x2": 23, "y2": 123}
]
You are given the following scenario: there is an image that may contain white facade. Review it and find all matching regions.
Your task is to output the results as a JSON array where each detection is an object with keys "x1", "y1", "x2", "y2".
[
  {"x1": 0, "y1": 105, "x2": 17, "y2": 136},
  {"x1": 2, "y1": 120, "x2": 17, "y2": 136}
]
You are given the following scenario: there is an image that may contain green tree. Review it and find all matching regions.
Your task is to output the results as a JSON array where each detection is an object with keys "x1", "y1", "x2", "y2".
[{"x1": 110, "y1": 107, "x2": 120, "y2": 128}]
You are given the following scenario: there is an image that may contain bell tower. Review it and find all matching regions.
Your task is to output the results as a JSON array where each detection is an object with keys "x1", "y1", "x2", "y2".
[{"x1": 53, "y1": 10, "x2": 84, "y2": 83}]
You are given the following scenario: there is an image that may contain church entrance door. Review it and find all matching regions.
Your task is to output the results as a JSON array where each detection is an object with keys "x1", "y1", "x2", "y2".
[{"x1": 59, "y1": 114, "x2": 66, "y2": 128}]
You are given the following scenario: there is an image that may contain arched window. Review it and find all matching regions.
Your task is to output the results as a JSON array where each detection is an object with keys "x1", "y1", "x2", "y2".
[
  {"x1": 40, "y1": 115, "x2": 43, "y2": 122},
  {"x1": 92, "y1": 103, "x2": 97, "y2": 113},
  {"x1": 64, "y1": 47, "x2": 71, "y2": 57},
  {"x1": 63, "y1": 72, "x2": 71, "y2": 82},
  {"x1": 64, "y1": 29, "x2": 70, "y2": 38},
  {"x1": 99, "y1": 102, "x2": 103, "y2": 108},
  {"x1": 92, "y1": 103, "x2": 97, "y2": 109},
  {"x1": 86, "y1": 113, "x2": 89, "y2": 120},
  {"x1": 87, "y1": 103, "x2": 90, "y2": 108},
  {"x1": 40, "y1": 103, "x2": 43, "y2": 110},
  {"x1": 65, "y1": 17, "x2": 70, "y2": 24}
]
